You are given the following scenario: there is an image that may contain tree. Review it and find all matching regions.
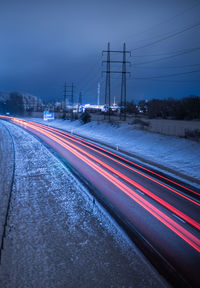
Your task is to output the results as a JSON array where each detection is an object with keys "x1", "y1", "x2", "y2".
[
  {"x1": 6, "y1": 92, "x2": 24, "y2": 115},
  {"x1": 126, "y1": 101, "x2": 138, "y2": 114},
  {"x1": 146, "y1": 95, "x2": 200, "y2": 120},
  {"x1": 138, "y1": 100, "x2": 148, "y2": 113},
  {"x1": 80, "y1": 111, "x2": 91, "y2": 124}
]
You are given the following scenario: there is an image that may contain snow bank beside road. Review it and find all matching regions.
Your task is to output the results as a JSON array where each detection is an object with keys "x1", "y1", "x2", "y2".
[
  {"x1": 0, "y1": 121, "x2": 167, "y2": 288},
  {"x1": 0, "y1": 122, "x2": 14, "y2": 244},
  {"x1": 29, "y1": 118, "x2": 200, "y2": 183}
]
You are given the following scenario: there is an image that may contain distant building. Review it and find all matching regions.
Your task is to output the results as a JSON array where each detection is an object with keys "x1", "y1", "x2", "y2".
[
  {"x1": 82, "y1": 103, "x2": 120, "y2": 113},
  {"x1": 83, "y1": 104, "x2": 106, "y2": 112}
]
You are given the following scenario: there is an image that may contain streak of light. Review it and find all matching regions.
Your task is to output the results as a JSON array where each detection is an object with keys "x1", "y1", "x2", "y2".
[
  {"x1": 10, "y1": 118, "x2": 200, "y2": 252},
  {"x1": 27, "y1": 122, "x2": 200, "y2": 230},
  {"x1": 1, "y1": 116, "x2": 199, "y2": 252},
  {"x1": 29, "y1": 120, "x2": 200, "y2": 205}
]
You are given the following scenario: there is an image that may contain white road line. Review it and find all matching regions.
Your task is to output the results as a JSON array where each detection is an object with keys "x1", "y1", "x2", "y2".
[{"x1": 172, "y1": 213, "x2": 186, "y2": 224}]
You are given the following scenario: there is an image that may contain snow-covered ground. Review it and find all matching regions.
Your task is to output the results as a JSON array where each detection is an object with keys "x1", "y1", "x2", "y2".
[
  {"x1": 0, "y1": 122, "x2": 14, "y2": 243},
  {"x1": 0, "y1": 121, "x2": 168, "y2": 288},
  {"x1": 28, "y1": 118, "x2": 200, "y2": 184}
]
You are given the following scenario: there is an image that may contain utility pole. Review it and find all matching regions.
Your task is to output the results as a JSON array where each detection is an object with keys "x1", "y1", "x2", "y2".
[
  {"x1": 121, "y1": 42, "x2": 129, "y2": 121},
  {"x1": 64, "y1": 83, "x2": 75, "y2": 109},
  {"x1": 113, "y1": 96, "x2": 116, "y2": 106},
  {"x1": 78, "y1": 92, "x2": 82, "y2": 114},
  {"x1": 105, "y1": 42, "x2": 111, "y2": 120},
  {"x1": 63, "y1": 81, "x2": 67, "y2": 111},
  {"x1": 102, "y1": 42, "x2": 131, "y2": 122},
  {"x1": 78, "y1": 91, "x2": 82, "y2": 106},
  {"x1": 97, "y1": 82, "x2": 100, "y2": 106},
  {"x1": 71, "y1": 83, "x2": 74, "y2": 107},
  {"x1": 63, "y1": 82, "x2": 75, "y2": 119}
]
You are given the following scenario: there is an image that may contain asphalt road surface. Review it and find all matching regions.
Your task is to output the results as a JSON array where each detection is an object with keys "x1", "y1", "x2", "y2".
[{"x1": 1, "y1": 116, "x2": 200, "y2": 288}]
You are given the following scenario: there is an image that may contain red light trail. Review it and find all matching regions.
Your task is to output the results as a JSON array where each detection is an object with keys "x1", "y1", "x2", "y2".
[
  {"x1": 5, "y1": 117, "x2": 199, "y2": 253},
  {"x1": 31, "y1": 120, "x2": 200, "y2": 197},
  {"x1": 26, "y1": 121, "x2": 200, "y2": 230},
  {"x1": 30, "y1": 121, "x2": 200, "y2": 206}
]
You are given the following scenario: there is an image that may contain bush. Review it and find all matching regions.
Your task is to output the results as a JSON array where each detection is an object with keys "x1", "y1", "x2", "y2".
[
  {"x1": 80, "y1": 111, "x2": 91, "y2": 124},
  {"x1": 126, "y1": 101, "x2": 138, "y2": 114},
  {"x1": 62, "y1": 112, "x2": 67, "y2": 120}
]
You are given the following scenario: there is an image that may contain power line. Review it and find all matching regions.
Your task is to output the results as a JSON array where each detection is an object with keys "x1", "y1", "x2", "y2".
[
  {"x1": 133, "y1": 46, "x2": 200, "y2": 65},
  {"x1": 132, "y1": 46, "x2": 200, "y2": 58},
  {"x1": 134, "y1": 63, "x2": 200, "y2": 69},
  {"x1": 125, "y1": 1, "x2": 200, "y2": 46},
  {"x1": 81, "y1": 71, "x2": 101, "y2": 95},
  {"x1": 140, "y1": 79, "x2": 200, "y2": 83},
  {"x1": 131, "y1": 22, "x2": 200, "y2": 51},
  {"x1": 76, "y1": 54, "x2": 102, "y2": 89},
  {"x1": 134, "y1": 69, "x2": 200, "y2": 79},
  {"x1": 77, "y1": 58, "x2": 102, "y2": 100}
]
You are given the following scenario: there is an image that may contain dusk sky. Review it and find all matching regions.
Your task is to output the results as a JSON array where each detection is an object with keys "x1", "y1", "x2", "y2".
[{"x1": 0, "y1": 0, "x2": 200, "y2": 104}]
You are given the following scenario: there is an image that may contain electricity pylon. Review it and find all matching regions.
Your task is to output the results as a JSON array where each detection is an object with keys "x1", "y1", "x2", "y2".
[{"x1": 102, "y1": 42, "x2": 131, "y2": 121}]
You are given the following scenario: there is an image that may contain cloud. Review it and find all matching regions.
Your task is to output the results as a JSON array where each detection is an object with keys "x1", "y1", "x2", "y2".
[{"x1": 0, "y1": 0, "x2": 199, "y2": 102}]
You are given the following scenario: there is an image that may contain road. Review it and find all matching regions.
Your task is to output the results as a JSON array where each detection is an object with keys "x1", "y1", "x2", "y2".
[{"x1": 1, "y1": 116, "x2": 200, "y2": 287}]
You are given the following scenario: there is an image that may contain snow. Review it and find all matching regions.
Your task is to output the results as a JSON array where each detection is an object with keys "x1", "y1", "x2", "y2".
[
  {"x1": 0, "y1": 122, "x2": 14, "y2": 243},
  {"x1": 28, "y1": 118, "x2": 200, "y2": 184},
  {"x1": 0, "y1": 120, "x2": 168, "y2": 288}
]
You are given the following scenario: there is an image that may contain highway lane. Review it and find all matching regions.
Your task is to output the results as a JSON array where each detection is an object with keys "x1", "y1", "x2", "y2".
[
  {"x1": 27, "y1": 120, "x2": 200, "y2": 223},
  {"x1": 29, "y1": 120, "x2": 200, "y2": 200},
  {"x1": 1, "y1": 116, "x2": 200, "y2": 287}
]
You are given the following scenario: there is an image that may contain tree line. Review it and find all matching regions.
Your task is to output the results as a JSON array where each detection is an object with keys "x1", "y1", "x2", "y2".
[
  {"x1": 0, "y1": 92, "x2": 42, "y2": 115},
  {"x1": 126, "y1": 95, "x2": 200, "y2": 120},
  {"x1": 1, "y1": 92, "x2": 199, "y2": 120},
  {"x1": 0, "y1": 93, "x2": 24, "y2": 114}
]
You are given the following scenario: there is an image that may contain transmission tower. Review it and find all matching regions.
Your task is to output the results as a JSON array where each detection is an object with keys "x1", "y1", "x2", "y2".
[
  {"x1": 71, "y1": 83, "x2": 74, "y2": 107},
  {"x1": 121, "y1": 43, "x2": 131, "y2": 121},
  {"x1": 78, "y1": 91, "x2": 82, "y2": 106},
  {"x1": 64, "y1": 82, "x2": 75, "y2": 110},
  {"x1": 104, "y1": 42, "x2": 111, "y2": 120},
  {"x1": 97, "y1": 82, "x2": 100, "y2": 105},
  {"x1": 102, "y1": 42, "x2": 131, "y2": 121},
  {"x1": 63, "y1": 81, "x2": 67, "y2": 111},
  {"x1": 78, "y1": 92, "x2": 82, "y2": 114}
]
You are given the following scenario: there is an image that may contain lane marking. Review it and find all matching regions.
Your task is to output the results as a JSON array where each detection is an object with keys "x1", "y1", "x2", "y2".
[{"x1": 172, "y1": 214, "x2": 186, "y2": 224}]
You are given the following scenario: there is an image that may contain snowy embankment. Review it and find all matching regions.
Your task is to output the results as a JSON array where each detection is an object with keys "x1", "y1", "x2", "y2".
[
  {"x1": 0, "y1": 120, "x2": 167, "y2": 288},
  {"x1": 29, "y1": 118, "x2": 200, "y2": 184},
  {"x1": 0, "y1": 122, "x2": 14, "y2": 243}
]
